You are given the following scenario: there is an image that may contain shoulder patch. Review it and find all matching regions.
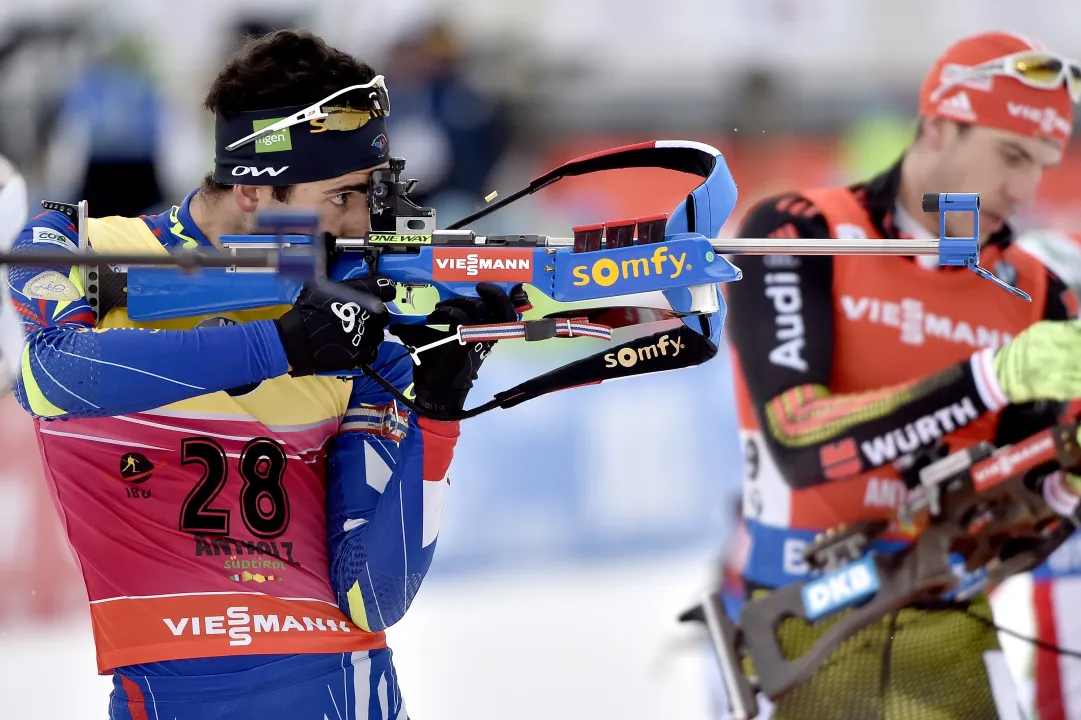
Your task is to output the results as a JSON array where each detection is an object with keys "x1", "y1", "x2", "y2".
[
  {"x1": 22, "y1": 270, "x2": 82, "y2": 301},
  {"x1": 31, "y1": 226, "x2": 77, "y2": 252},
  {"x1": 340, "y1": 402, "x2": 410, "y2": 443}
]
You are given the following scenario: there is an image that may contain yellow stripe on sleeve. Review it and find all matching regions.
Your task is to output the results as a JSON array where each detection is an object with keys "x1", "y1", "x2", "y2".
[
  {"x1": 346, "y1": 580, "x2": 373, "y2": 632},
  {"x1": 20, "y1": 343, "x2": 66, "y2": 418}
]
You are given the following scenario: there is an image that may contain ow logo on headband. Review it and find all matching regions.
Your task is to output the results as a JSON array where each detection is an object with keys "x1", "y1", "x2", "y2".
[{"x1": 232, "y1": 166, "x2": 290, "y2": 178}]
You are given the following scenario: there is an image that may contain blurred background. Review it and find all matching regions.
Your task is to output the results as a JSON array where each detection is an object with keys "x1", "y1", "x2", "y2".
[{"x1": 2, "y1": 0, "x2": 1081, "y2": 717}]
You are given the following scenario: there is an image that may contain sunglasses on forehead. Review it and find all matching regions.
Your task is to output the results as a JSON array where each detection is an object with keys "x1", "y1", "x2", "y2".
[
  {"x1": 225, "y1": 75, "x2": 391, "y2": 152},
  {"x1": 930, "y1": 51, "x2": 1081, "y2": 104}
]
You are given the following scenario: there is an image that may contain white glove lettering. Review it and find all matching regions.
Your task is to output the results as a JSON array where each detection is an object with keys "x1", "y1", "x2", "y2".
[{"x1": 332, "y1": 302, "x2": 370, "y2": 347}]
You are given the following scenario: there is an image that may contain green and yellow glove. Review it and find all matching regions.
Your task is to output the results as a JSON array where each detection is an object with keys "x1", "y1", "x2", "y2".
[{"x1": 992, "y1": 320, "x2": 1081, "y2": 404}]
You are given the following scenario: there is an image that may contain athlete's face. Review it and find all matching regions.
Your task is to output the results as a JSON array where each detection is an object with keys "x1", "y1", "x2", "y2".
[
  {"x1": 251, "y1": 164, "x2": 387, "y2": 238},
  {"x1": 930, "y1": 122, "x2": 1063, "y2": 242}
]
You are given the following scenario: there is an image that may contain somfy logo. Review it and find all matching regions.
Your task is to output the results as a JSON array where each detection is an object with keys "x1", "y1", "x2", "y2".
[
  {"x1": 231, "y1": 166, "x2": 289, "y2": 178},
  {"x1": 332, "y1": 302, "x2": 369, "y2": 347},
  {"x1": 603, "y1": 334, "x2": 683, "y2": 368}
]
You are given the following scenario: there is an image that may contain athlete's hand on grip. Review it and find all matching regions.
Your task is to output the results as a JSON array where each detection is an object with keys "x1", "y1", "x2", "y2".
[
  {"x1": 993, "y1": 320, "x2": 1081, "y2": 404},
  {"x1": 391, "y1": 283, "x2": 528, "y2": 416},
  {"x1": 1051, "y1": 426, "x2": 1081, "y2": 510},
  {"x1": 275, "y1": 276, "x2": 396, "y2": 376}
]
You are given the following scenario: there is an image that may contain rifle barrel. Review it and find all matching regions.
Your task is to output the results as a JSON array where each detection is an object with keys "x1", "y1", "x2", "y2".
[{"x1": 713, "y1": 238, "x2": 940, "y2": 255}]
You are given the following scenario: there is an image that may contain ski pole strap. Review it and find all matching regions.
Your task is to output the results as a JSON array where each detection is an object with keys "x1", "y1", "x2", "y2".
[
  {"x1": 406, "y1": 317, "x2": 614, "y2": 366},
  {"x1": 459, "y1": 317, "x2": 612, "y2": 343},
  {"x1": 490, "y1": 324, "x2": 717, "y2": 411},
  {"x1": 365, "y1": 324, "x2": 717, "y2": 422}
]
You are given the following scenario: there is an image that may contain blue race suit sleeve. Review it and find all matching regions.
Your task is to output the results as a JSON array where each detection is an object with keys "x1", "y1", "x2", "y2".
[
  {"x1": 9, "y1": 211, "x2": 288, "y2": 420},
  {"x1": 326, "y1": 340, "x2": 460, "y2": 632}
]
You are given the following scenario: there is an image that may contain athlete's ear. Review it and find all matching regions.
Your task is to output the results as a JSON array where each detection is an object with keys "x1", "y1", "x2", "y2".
[
  {"x1": 919, "y1": 116, "x2": 953, "y2": 151},
  {"x1": 232, "y1": 184, "x2": 260, "y2": 214}
]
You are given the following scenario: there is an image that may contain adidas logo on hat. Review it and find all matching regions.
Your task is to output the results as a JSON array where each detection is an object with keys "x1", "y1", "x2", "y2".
[{"x1": 937, "y1": 90, "x2": 977, "y2": 122}]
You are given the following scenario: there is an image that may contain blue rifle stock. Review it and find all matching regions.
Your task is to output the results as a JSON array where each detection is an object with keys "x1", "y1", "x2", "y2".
[
  {"x1": 125, "y1": 140, "x2": 746, "y2": 356},
  {"x1": 125, "y1": 230, "x2": 740, "y2": 321}
]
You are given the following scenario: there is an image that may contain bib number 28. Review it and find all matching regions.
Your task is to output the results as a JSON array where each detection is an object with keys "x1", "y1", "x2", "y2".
[{"x1": 179, "y1": 436, "x2": 290, "y2": 539}]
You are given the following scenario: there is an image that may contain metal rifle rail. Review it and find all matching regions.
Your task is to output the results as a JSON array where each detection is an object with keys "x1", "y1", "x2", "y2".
[
  {"x1": 341, "y1": 234, "x2": 946, "y2": 256},
  {"x1": 716, "y1": 237, "x2": 943, "y2": 256},
  {"x1": 0, "y1": 237, "x2": 946, "y2": 269}
]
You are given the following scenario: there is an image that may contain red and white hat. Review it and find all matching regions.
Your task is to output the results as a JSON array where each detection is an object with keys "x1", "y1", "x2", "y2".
[{"x1": 919, "y1": 31, "x2": 1076, "y2": 149}]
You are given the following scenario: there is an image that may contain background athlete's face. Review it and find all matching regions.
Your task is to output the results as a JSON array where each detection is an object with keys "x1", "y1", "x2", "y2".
[
  {"x1": 930, "y1": 122, "x2": 1062, "y2": 242},
  {"x1": 251, "y1": 164, "x2": 387, "y2": 238}
]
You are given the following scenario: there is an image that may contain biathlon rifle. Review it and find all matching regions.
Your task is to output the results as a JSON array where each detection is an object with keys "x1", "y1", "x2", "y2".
[{"x1": 681, "y1": 422, "x2": 1081, "y2": 720}]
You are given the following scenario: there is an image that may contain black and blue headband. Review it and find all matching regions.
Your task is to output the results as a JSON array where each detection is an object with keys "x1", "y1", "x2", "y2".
[{"x1": 212, "y1": 77, "x2": 392, "y2": 186}]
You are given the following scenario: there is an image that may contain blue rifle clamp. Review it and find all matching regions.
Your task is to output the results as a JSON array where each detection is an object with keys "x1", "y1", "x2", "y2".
[
  {"x1": 253, "y1": 211, "x2": 323, "y2": 282},
  {"x1": 922, "y1": 192, "x2": 1031, "y2": 302}
]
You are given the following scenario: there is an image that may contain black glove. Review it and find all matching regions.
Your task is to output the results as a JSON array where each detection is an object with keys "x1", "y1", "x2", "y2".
[
  {"x1": 276, "y1": 276, "x2": 397, "y2": 376},
  {"x1": 391, "y1": 283, "x2": 528, "y2": 416}
]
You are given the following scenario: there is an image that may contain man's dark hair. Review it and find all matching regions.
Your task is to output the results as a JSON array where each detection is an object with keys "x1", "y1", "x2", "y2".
[{"x1": 202, "y1": 29, "x2": 377, "y2": 202}]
